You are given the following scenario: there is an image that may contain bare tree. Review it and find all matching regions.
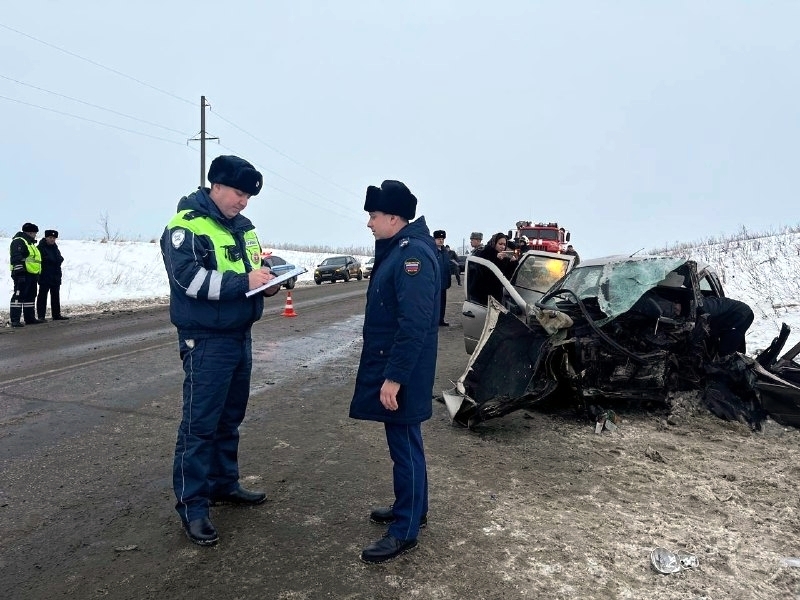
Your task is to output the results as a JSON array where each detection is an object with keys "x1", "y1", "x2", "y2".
[{"x1": 98, "y1": 211, "x2": 119, "y2": 243}]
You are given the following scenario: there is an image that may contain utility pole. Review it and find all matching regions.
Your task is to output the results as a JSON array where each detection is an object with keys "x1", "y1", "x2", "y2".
[{"x1": 189, "y1": 96, "x2": 219, "y2": 188}]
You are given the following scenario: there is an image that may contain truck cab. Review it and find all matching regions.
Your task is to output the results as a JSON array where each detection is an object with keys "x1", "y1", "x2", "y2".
[{"x1": 511, "y1": 221, "x2": 570, "y2": 254}]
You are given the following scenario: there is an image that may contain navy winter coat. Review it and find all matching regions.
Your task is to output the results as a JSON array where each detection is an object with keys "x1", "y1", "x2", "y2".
[
  {"x1": 350, "y1": 217, "x2": 440, "y2": 424},
  {"x1": 436, "y1": 245, "x2": 452, "y2": 291},
  {"x1": 37, "y1": 239, "x2": 64, "y2": 286}
]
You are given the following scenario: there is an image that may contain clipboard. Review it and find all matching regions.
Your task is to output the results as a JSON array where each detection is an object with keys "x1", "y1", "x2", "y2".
[{"x1": 245, "y1": 266, "x2": 308, "y2": 297}]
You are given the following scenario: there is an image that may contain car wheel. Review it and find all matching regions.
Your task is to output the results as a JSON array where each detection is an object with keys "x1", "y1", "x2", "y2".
[
  {"x1": 285, "y1": 277, "x2": 296, "y2": 289},
  {"x1": 343, "y1": 271, "x2": 350, "y2": 282},
  {"x1": 314, "y1": 277, "x2": 321, "y2": 285},
  {"x1": 356, "y1": 270, "x2": 363, "y2": 281}
]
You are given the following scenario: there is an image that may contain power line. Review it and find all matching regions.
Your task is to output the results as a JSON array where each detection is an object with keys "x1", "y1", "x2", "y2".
[
  {"x1": 211, "y1": 108, "x2": 361, "y2": 200},
  {"x1": 0, "y1": 94, "x2": 189, "y2": 146},
  {"x1": 0, "y1": 73, "x2": 190, "y2": 136},
  {"x1": 1, "y1": 20, "x2": 363, "y2": 217},
  {"x1": 0, "y1": 21, "x2": 195, "y2": 107},
  {"x1": 215, "y1": 139, "x2": 363, "y2": 218},
  {"x1": 216, "y1": 142, "x2": 361, "y2": 222}
]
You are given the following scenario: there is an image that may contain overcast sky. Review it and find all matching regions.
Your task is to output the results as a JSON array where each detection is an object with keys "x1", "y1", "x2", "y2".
[{"x1": 2, "y1": 1, "x2": 798, "y2": 257}]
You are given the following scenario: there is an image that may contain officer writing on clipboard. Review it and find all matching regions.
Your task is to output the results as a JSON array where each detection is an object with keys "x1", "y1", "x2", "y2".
[{"x1": 160, "y1": 155, "x2": 281, "y2": 546}]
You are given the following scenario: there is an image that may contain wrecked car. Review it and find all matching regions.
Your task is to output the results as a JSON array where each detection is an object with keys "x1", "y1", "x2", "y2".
[
  {"x1": 445, "y1": 254, "x2": 800, "y2": 430},
  {"x1": 461, "y1": 250, "x2": 575, "y2": 354}
]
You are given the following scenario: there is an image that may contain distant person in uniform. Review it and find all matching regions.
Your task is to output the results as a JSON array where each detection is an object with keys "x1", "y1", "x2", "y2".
[
  {"x1": 446, "y1": 244, "x2": 461, "y2": 286},
  {"x1": 36, "y1": 229, "x2": 69, "y2": 321},
  {"x1": 469, "y1": 232, "x2": 484, "y2": 256},
  {"x1": 565, "y1": 244, "x2": 580, "y2": 266},
  {"x1": 9, "y1": 223, "x2": 44, "y2": 327},
  {"x1": 160, "y1": 155, "x2": 281, "y2": 546},
  {"x1": 433, "y1": 230, "x2": 452, "y2": 325},
  {"x1": 351, "y1": 179, "x2": 439, "y2": 564}
]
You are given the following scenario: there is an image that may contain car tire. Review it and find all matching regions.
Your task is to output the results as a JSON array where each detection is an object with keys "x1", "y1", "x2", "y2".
[
  {"x1": 285, "y1": 277, "x2": 296, "y2": 290},
  {"x1": 356, "y1": 270, "x2": 363, "y2": 281},
  {"x1": 314, "y1": 277, "x2": 321, "y2": 285}
]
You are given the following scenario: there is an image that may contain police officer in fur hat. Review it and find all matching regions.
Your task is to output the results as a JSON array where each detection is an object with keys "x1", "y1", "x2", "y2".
[
  {"x1": 160, "y1": 155, "x2": 282, "y2": 546},
  {"x1": 8, "y1": 223, "x2": 44, "y2": 327},
  {"x1": 350, "y1": 180, "x2": 439, "y2": 564},
  {"x1": 36, "y1": 230, "x2": 69, "y2": 321},
  {"x1": 432, "y1": 229, "x2": 452, "y2": 325}
]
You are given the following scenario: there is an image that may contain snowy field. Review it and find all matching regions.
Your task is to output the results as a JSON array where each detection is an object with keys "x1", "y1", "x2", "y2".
[{"x1": 2, "y1": 232, "x2": 800, "y2": 356}]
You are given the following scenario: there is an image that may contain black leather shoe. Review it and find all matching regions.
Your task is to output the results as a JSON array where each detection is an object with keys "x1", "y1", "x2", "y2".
[
  {"x1": 210, "y1": 487, "x2": 267, "y2": 506},
  {"x1": 361, "y1": 533, "x2": 418, "y2": 564},
  {"x1": 53, "y1": 316, "x2": 70, "y2": 320},
  {"x1": 370, "y1": 505, "x2": 427, "y2": 528},
  {"x1": 182, "y1": 516, "x2": 218, "y2": 546},
  {"x1": 439, "y1": 321, "x2": 450, "y2": 327},
  {"x1": 26, "y1": 319, "x2": 45, "y2": 325},
  {"x1": 10, "y1": 322, "x2": 24, "y2": 328}
]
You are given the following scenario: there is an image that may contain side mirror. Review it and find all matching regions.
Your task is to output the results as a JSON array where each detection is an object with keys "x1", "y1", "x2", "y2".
[{"x1": 565, "y1": 232, "x2": 571, "y2": 242}]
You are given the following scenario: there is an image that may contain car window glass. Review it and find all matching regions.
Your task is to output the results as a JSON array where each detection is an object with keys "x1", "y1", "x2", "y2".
[{"x1": 513, "y1": 256, "x2": 572, "y2": 293}]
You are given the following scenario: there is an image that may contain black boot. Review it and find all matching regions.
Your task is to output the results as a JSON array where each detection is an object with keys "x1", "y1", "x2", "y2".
[
  {"x1": 361, "y1": 533, "x2": 418, "y2": 564},
  {"x1": 23, "y1": 308, "x2": 44, "y2": 325}
]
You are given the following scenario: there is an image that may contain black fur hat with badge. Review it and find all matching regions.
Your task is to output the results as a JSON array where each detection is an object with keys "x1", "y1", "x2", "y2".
[
  {"x1": 44, "y1": 230, "x2": 59, "y2": 238},
  {"x1": 208, "y1": 155, "x2": 263, "y2": 196},
  {"x1": 364, "y1": 180, "x2": 417, "y2": 220},
  {"x1": 433, "y1": 230, "x2": 446, "y2": 239}
]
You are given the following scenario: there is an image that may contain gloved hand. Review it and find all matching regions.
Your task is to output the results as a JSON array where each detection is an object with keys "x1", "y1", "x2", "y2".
[{"x1": 13, "y1": 273, "x2": 26, "y2": 285}]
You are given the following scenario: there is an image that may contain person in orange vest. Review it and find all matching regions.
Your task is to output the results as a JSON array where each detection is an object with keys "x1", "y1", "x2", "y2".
[{"x1": 9, "y1": 222, "x2": 44, "y2": 327}]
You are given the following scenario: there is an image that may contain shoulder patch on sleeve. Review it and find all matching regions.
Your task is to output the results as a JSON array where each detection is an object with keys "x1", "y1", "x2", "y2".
[
  {"x1": 171, "y1": 229, "x2": 186, "y2": 249},
  {"x1": 403, "y1": 258, "x2": 422, "y2": 275}
]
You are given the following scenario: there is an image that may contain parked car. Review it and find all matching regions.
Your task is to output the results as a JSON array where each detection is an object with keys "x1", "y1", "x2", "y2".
[
  {"x1": 261, "y1": 254, "x2": 297, "y2": 289},
  {"x1": 364, "y1": 257, "x2": 375, "y2": 278},
  {"x1": 461, "y1": 250, "x2": 575, "y2": 354},
  {"x1": 314, "y1": 255, "x2": 363, "y2": 284},
  {"x1": 448, "y1": 255, "x2": 737, "y2": 427}
]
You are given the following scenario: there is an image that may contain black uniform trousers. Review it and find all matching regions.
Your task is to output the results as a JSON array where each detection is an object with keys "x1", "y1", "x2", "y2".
[
  {"x1": 37, "y1": 281, "x2": 63, "y2": 319},
  {"x1": 10, "y1": 273, "x2": 39, "y2": 324}
]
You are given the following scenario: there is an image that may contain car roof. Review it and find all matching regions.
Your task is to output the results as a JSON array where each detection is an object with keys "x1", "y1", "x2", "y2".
[{"x1": 573, "y1": 253, "x2": 713, "y2": 272}]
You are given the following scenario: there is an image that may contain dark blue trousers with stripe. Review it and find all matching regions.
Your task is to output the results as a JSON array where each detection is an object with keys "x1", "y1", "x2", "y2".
[
  {"x1": 173, "y1": 333, "x2": 252, "y2": 522},
  {"x1": 385, "y1": 422, "x2": 428, "y2": 541}
]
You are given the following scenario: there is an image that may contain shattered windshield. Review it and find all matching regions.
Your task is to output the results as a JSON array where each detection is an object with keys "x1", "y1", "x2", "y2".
[{"x1": 540, "y1": 256, "x2": 687, "y2": 322}]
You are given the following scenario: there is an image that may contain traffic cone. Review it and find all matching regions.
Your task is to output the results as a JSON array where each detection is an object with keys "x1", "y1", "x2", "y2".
[{"x1": 282, "y1": 291, "x2": 298, "y2": 317}]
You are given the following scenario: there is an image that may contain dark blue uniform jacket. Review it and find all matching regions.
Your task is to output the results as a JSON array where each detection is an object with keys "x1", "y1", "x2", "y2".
[
  {"x1": 160, "y1": 188, "x2": 263, "y2": 337},
  {"x1": 350, "y1": 217, "x2": 440, "y2": 425},
  {"x1": 37, "y1": 239, "x2": 64, "y2": 286}
]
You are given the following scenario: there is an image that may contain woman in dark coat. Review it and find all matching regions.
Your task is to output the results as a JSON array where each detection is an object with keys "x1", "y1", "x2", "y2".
[
  {"x1": 36, "y1": 230, "x2": 68, "y2": 320},
  {"x1": 474, "y1": 231, "x2": 518, "y2": 304}
]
